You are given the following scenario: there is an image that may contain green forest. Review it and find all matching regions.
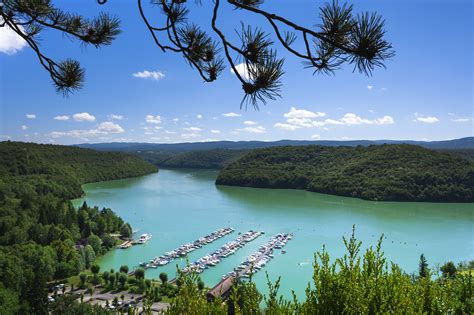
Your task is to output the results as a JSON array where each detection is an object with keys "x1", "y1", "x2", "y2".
[
  {"x1": 0, "y1": 141, "x2": 157, "y2": 313},
  {"x1": 138, "y1": 149, "x2": 247, "y2": 169},
  {"x1": 216, "y1": 144, "x2": 474, "y2": 202},
  {"x1": 133, "y1": 147, "x2": 473, "y2": 170}
]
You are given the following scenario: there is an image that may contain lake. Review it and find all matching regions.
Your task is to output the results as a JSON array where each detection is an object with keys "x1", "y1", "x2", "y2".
[{"x1": 73, "y1": 169, "x2": 474, "y2": 299}]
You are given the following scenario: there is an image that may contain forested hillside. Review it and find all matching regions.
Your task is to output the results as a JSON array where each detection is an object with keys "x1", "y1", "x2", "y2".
[
  {"x1": 0, "y1": 141, "x2": 157, "y2": 313},
  {"x1": 216, "y1": 144, "x2": 474, "y2": 202},
  {"x1": 138, "y1": 149, "x2": 246, "y2": 169}
]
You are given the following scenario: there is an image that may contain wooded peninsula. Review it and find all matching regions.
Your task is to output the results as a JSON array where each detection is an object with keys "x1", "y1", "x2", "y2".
[{"x1": 216, "y1": 144, "x2": 474, "y2": 202}]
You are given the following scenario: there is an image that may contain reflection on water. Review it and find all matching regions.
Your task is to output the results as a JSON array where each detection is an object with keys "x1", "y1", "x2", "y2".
[{"x1": 75, "y1": 169, "x2": 474, "y2": 299}]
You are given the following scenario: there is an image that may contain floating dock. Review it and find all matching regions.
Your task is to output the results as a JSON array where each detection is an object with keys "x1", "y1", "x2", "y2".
[
  {"x1": 117, "y1": 240, "x2": 133, "y2": 249},
  {"x1": 133, "y1": 227, "x2": 234, "y2": 272},
  {"x1": 183, "y1": 230, "x2": 263, "y2": 274},
  {"x1": 207, "y1": 232, "x2": 293, "y2": 301}
]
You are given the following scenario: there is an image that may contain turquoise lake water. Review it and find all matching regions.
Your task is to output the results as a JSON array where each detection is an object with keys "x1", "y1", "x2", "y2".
[{"x1": 73, "y1": 169, "x2": 474, "y2": 299}]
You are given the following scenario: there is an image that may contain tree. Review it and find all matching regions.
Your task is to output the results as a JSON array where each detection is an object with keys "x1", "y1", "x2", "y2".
[
  {"x1": 1, "y1": 0, "x2": 393, "y2": 108},
  {"x1": 87, "y1": 234, "x2": 103, "y2": 256},
  {"x1": 419, "y1": 254, "x2": 429, "y2": 278},
  {"x1": 108, "y1": 273, "x2": 116, "y2": 289},
  {"x1": 197, "y1": 279, "x2": 205, "y2": 291},
  {"x1": 89, "y1": 285, "x2": 94, "y2": 301},
  {"x1": 79, "y1": 273, "x2": 87, "y2": 288},
  {"x1": 119, "y1": 265, "x2": 129, "y2": 274},
  {"x1": 102, "y1": 271, "x2": 110, "y2": 285},
  {"x1": 159, "y1": 272, "x2": 168, "y2": 285},
  {"x1": 83, "y1": 245, "x2": 96, "y2": 269},
  {"x1": 0, "y1": 285, "x2": 20, "y2": 314},
  {"x1": 120, "y1": 224, "x2": 132, "y2": 239},
  {"x1": 135, "y1": 268, "x2": 145, "y2": 281},
  {"x1": 91, "y1": 264, "x2": 100, "y2": 275},
  {"x1": 440, "y1": 261, "x2": 457, "y2": 278},
  {"x1": 118, "y1": 273, "x2": 128, "y2": 290}
]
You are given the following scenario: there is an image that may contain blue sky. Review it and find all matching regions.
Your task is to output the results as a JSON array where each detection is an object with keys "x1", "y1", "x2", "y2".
[{"x1": 0, "y1": 0, "x2": 472, "y2": 144}]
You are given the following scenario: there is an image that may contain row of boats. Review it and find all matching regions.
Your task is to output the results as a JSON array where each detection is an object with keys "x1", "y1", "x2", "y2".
[
  {"x1": 222, "y1": 232, "x2": 293, "y2": 280},
  {"x1": 183, "y1": 230, "x2": 263, "y2": 274},
  {"x1": 139, "y1": 227, "x2": 234, "y2": 269}
]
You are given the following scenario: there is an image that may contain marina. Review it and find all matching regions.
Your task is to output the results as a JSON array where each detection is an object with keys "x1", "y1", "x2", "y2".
[
  {"x1": 208, "y1": 233, "x2": 293, "y2": 301},
  {"x1": 138, "y1": 227, "x2": 234, "y2": 270},
  {"x1": 183, "y1": 230, "x2": 263, "y2": 274}
]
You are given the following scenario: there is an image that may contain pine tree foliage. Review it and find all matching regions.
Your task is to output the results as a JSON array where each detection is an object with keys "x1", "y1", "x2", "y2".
[
  {"x1": 1, "y1": 0, "x2": 394, "y2": 108},
  {"x1": 0, "y1": 0, "x2": 120, "y2": 95}
]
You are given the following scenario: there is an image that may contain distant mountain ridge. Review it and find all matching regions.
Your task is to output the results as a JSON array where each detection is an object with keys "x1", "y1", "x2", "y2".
[{"x1": 76, "y1": 136, "x2": 474, "y2": 152}]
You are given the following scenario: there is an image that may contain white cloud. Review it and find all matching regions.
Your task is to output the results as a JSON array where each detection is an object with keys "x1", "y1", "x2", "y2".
[
  {"x1": 316, "y1": 119, "x2": 343, "y2": 126},
  {"x1": 367, "y1": 85, "x2": 374, "y2": 90},
  {"x1": 97, "y1": 121, "x2": 124, "y2": 134},
  {"x1": 451, "y1": 118, "x2": 471, "y2": 123},
  {"x1": 311, "y1": 134, "x2": 321, "y2": 139},
  {"x1": 448, "y1": 112, "x2": 455, "y2": 116},
  {"x1": 146, "y1": 115, "x2": 162, "y2": 124},
  {"x1": 274, "y1": 123, "x2": 299, "y2": 131},
  {"x1": 165, "y1": 130, "x2": 177, "y2": 134},
  {"x1": 108, "y1": 114, "x2": 124, "y2": 120},
  {"x1": 237, "y1": 126, "x2": 266, "y2": 133},
  {"x1": 211, "y1": 129, "x2": 221, "y2": 134},
  {"x1": 196, "y1": 114, "x2": 203, "y2": 119},
  {"x1": 0, "y1": 135, "x2": 12, "y2": 140},
  {"x1": 231, "y1": 63, "x2": 254, "y2": 80},
  {"x1": 49, "y1": 121, "x2": 124, "y2": 140},
  {"x1": 181, "y1": 133, "x2": 200, "y2": 139},
  {"x1": 275, "y1": 110, "x2": 394, "y2": 130},
  {"x1": 21, "y1": 125, "x2": 28, "y2": 130},
  {"x1": 286, "y1": 117, "x2": 314, "y2": 128},
  {"x1": 222, "y1": 112, "x2": 242, "y2": 117},
  {"x1": 416, "y1": 116, "x2": 439, "y2": 124},
  {"x1": 26, "y1": 114, "x2": 36, "y2": 119},
  {"x1": 73, "y1": 112, "x2": 96, "y2": 122},
  {"x1": 340, "y1": 113, "x2": 394, "y2": 125},
  {"x1": 243, "y1": 120, "x2": 257, "y2": 125},
  {"x1": 284, "y1": 107, "x2": 326, "y2": 119},
  {"x1": 54, "y1": 115, "x2": 70, "y2": 121},
  {"x1": 172, "y1": 118, "x2": 179, "y2": 122},
  {"x1": 0, "y1": 24, "x2": 27, "y2": 55},
  {"x1": 183, "y1": 127, "x2": 202, "y2": 132},
  {"x1": 132, "y1": 70, "x2": 165, "y2": 81},
  {"x1": 374, "y1": 116, "x2": 395, "y2": 125}
]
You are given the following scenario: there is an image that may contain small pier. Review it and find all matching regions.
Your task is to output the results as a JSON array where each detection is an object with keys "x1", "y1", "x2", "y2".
[
  {"x1": 207, "y1": 232, "x2": 293, "y2": 301},
  {"x1": 117, "y1": 240, "x2": 133, "y2": 249}
]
